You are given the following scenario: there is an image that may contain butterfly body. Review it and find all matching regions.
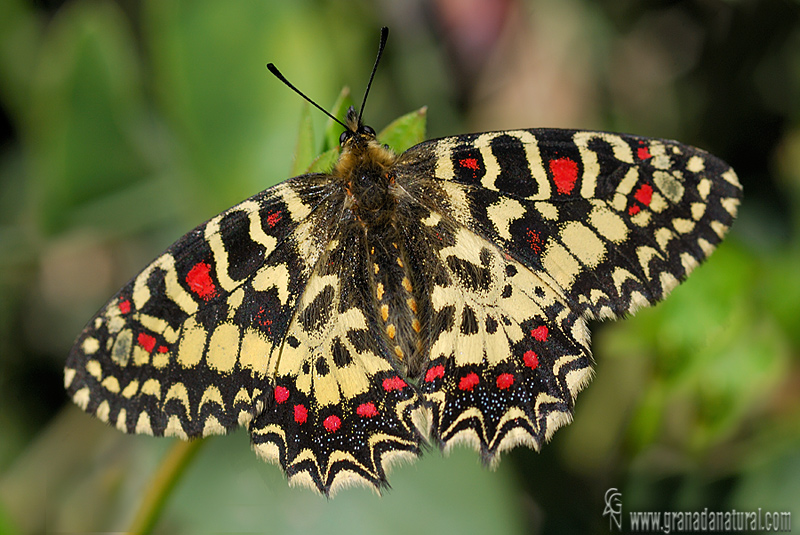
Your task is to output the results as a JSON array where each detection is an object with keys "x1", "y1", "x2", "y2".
[{"x1": 66, "y1": 102, "x2": 741, "y2": 493}]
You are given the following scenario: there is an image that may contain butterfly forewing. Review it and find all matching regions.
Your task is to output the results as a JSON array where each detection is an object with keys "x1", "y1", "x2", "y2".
[
  {"x1": 65, "y1": 177, "x2": 339, "y2": 437},
  {"x1": 398, "y1": 128, "x2": 741, "y2": 318}
]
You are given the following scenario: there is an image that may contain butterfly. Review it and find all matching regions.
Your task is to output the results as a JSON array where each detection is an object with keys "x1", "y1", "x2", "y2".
[{"x1": 65, "y1": 27, "x2": 742, "y2": 495}]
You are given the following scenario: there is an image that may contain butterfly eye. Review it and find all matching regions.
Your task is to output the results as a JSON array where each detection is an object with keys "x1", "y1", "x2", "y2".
[
  {"x1": 339, "y1": 131, "x2": 351, "y2": 145},
  {"x1": 361, "y1": 125, "x2": 376, "y2": 137}
]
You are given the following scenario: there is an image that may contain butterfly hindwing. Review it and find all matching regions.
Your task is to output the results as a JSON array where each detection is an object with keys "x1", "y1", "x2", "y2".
[
  {"x1": 249, "y1": 210, "x2": 422, "y2": 493},
  {"x1": 389, "y1": 176, "x2": 590, "y2": 459},
  {"x1": 399, "y1": 210, "x2": 592, "y2": 457}
]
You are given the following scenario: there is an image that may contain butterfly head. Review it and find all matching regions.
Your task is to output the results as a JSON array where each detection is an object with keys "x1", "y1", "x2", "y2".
[
  {"x1": 335, "y1": 105, "x2": 396, "y2": 180},
  {"x1": 334, "y1": 106, "x2": 398, "y2": 224},
  {"x1": 339, "y1": 106, "x2": 377, "y2": 147}
]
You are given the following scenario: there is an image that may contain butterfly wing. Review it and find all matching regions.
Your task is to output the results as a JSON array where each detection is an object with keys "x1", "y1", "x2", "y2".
[
  {"x1": 66, "y1": 174, "x2": 423, "y2": 494},
  {"x1": 65, "y1": 177, "x2": 342, "y2": 438},
  {"x1": 394, "y1": 128, "x2": 741, "y2": 458},
  {"x1": 248, "y1": 211, "x2": 423, "y2": 493}
]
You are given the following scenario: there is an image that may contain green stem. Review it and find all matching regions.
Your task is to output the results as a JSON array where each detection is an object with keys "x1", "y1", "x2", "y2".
[{"x1": 128, "y1": 438, "x2": 206, "y2": 535}]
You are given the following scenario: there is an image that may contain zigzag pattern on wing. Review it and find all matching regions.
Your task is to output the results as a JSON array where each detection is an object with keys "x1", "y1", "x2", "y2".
[
  {"x1": 392, "y1": 186, "x2": 593, "y2": 461},
  {"x1": 249, "y1": 209, "x2": 422, "y2": 495}
]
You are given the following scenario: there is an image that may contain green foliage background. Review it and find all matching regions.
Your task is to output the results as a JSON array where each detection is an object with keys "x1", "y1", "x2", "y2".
[{"x1": 0, "y1": 0, "x2": 799, "y2": 533}]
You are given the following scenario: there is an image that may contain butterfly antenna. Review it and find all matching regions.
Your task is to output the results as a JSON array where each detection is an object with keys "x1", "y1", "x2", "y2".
[
  {"x1": 267, "y1": 63, "x2": 348, "y2": 130},
  {"x1": 358, "y1": 26, "x2": 389, "y2": 124}
]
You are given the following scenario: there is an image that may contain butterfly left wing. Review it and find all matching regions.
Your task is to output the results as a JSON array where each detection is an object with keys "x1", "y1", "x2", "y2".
[
  {"x1": 249, "y1": 210, "x2": 422, "y2": 494},
  {"x1": 66, "y1": 171, "x2": 423, "y2": 495}
]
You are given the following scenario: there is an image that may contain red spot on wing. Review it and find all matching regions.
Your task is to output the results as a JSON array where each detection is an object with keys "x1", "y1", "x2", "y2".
[
  {"x1": 274, "y1": 386, "x2": 290, "y2": 404},
  {"x1": 634, "y1": 183, "x2": 653, "y2": 206},
  {"x1": 255, "y1": 307, "x2": 274, "y2": 334},
  {"x1": 118, "y1": 299, "x2": 131, "y2": 314},
  {"x1": 186, "y1": 262, "x2": 216, "y2": 300},
  {"x1": 382, "y1": 376, "x2": 407, "y2": 391},
  {"x1": 549, "y1": 158, "x2": 578, "y2": 195},
  {"x1": 526, "y1": 229, "x2": 542, "y2": 254},
  {"x1": 294, "y1": 404, "x2": 308, "y2": 424},
  {"x1": 637, "y1": 146, "x2": 652, "y2": 160},
  {"x1": 137, "y1": 333, "x2": 156, "y2": 353},
  {"x1": 459, "y1": 157, "x2": 480, "y2": 170},
  {"x1": 424, "y1": 365, "x2": 445, "y2": 382},
  {"x1": 458, "y1": 372, "x2": 480, "y2": 391},
  {"x1": 266, "y1": 211, "x2": 282, "y2": 227},
  {"x1": 531, "y1": 325, "x2": 549, "y2": 341},
  {"x1": 157, "y1": 345, "x2": 169, "y2": 353},
  {"x1": 628, "y1": 204, "x2": 641, "y2": 215},
  {"x1": 323, "y1": 414, "x2": 341, "y2": 433},
  {"x1": 356, "y1": 402, "x2": 378, "y2": 418},
  {"x1": 523, "y1": 350, "x2": 539, "y2": 369},
  {"x1": 496, "y1": 373, "x2": 514, "y2": 390}
]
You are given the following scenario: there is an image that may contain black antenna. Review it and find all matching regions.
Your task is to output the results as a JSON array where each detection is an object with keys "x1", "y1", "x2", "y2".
[
  {"x1": 358, "y1": 27, "x2": 389, "y2": 124},
  {"x1": 266, "y1": 63, "x2": 348, "y2": 130}
]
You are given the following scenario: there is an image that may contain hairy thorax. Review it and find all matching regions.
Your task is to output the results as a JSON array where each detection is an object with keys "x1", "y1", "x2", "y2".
[{"x1": 336, "y1": 137, "x2": 399, "y2": 225}]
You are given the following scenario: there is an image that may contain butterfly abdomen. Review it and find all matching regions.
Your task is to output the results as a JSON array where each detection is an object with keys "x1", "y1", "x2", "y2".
[{"x1": 365, "y1": 222, "x2": 426, "y2": 376}]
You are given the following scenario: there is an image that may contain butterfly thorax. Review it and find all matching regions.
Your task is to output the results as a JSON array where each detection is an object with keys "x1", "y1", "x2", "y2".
[{"x1": 335, "y1": 109, "x2": 398, "y2": 226}]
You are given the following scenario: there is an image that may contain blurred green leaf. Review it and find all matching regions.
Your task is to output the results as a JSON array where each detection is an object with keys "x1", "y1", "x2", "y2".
[
  {"x1": 142, "y1": 0, "x2": 347, "y2": 215},
  {"x1": 378, "y1": 106, "x2": 427, "y2": 153},
  {"x1": 0, "y1": 0, "x2": 41, "y2": 117},
  {"x1": 307, "y1": 148, "x2": 340, "y2": 174},
  {"x1": 290, "y1": 103, "x2": 316, "y2": 177},
  {"x1": 28, "y1": 1, "x2": 152, "y2": 235},
  {"x1": 0, "y1": 497, "x2": 19, "y2": 535},
  {"x1": 760, "y1": 248, "x2": 800, "y2": 348},
  {"x1": 322, "y1": 87, "x2": 355, "y2": 152}
]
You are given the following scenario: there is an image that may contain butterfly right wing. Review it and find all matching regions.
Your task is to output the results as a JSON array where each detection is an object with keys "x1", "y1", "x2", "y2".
[
  {"x1": 391, "y1": 127, "x2": 740, "y2": 462},
  {"x1": 64, "y1": 176, "x2": 339, "y2": 439}
]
